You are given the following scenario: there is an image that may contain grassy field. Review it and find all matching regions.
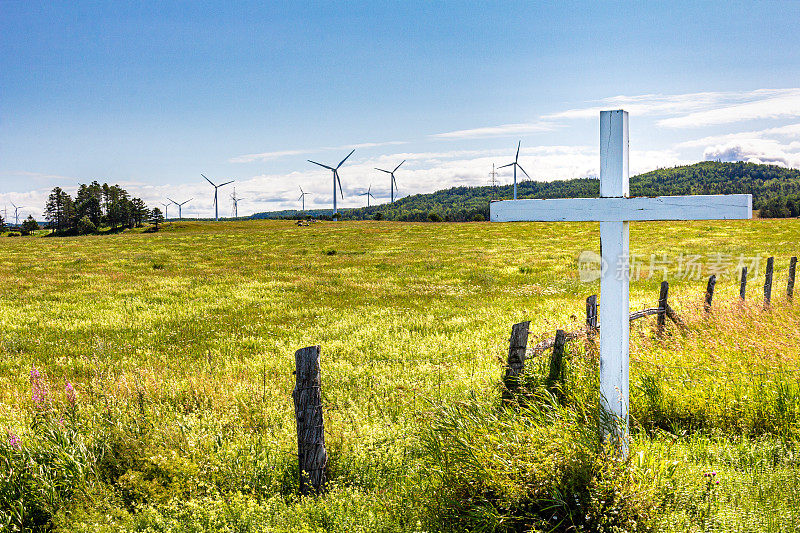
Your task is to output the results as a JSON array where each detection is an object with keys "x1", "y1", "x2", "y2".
[{"x1": 1, "y1": 219, "x2": 799, "y2": 532}]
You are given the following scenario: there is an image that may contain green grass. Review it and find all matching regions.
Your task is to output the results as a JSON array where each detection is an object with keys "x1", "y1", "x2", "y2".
[{"x1": 1, "y1": 219, "x2": 799, "y2": 532}]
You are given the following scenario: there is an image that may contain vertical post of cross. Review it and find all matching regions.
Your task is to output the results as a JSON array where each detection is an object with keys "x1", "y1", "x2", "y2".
[{"x1": 599, "y1": 110, "x2": 630, "y2": 454}]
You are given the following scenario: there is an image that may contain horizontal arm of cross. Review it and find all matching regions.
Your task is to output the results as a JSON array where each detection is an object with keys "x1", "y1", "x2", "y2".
[{"x1": 490, "y1": 194, "x2": 752, "y2": 222}]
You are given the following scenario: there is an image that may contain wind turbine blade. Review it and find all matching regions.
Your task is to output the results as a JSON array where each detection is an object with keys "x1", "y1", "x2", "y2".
[
  {"x1": 308, "y1": 160, "x2": 334, "y2": 170},
  {"x1": 393, "y1": 159, "x2": 406, "y2": 172},
  {"x1": 375, "y1": 168, "x2": 391, "y2": 174},
  {"x1": 497, "y1": 162, "x2": 514, "y2": 169},
  {"x1": 219, "y1": 180, "x2": 234, "y2": 187},
  {"x1": 299, "y1": 186, "x2": 305, "y2": 194},
  {"x1": 516, "y1": 164, "x2": 531, "y2": 180},
  {"x1": 167, "y1": 197, "x2": 178, "y2": 204},
  {"x1": 336, "y1": 149, "x2": 355, "y2": 169},
  {"x1": 515, "y1": 141, "x2": 521, "y2": 162},
  {"x1": 392, "y1": 175, "x2": 398, "y2": 189},
  {"x1": 202, "y1": 174, "x2": 216, "y2": 186},
  {"x1": 336, "y1": 173, "x2": 344, "y2": 199}
]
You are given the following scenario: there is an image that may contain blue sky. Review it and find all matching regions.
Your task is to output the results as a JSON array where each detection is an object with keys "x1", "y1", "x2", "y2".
[{"x1": 2, "y1": 1, "x2": 800, "y2": 219}]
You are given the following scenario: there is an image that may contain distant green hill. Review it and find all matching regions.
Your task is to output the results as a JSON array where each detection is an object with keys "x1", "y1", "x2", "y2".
[{"x1": 251, "y1": 161, "x2": 800, "y2": 221}]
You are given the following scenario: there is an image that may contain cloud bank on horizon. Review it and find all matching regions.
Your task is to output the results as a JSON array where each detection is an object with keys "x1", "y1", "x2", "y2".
[{"x1": 3, "y1": 88, "x2": 800, "y2": 220}]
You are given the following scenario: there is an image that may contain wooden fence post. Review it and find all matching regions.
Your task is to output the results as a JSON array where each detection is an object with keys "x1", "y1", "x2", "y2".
[
  {"x1": 704, "y1": 274, "x2": 717, "y2": 313},
  {"x1": 788, "y1": 256, "x2": 797, "y2": 301},
  {"x1": 547, "y1": 329, "x2": 567, "y2": 393},
  {"x1": 503, "y1": 321, "x2": 530, "y2": 401},
  {"x1": 585, "y1": 294, "x2": 598, "y2": 360},
  {"x1": 764, "y1": 256, "x2": 774, "y2": 307},
  {"x1": 740, "y1": 267, "x2": 748, "y2": 301},
  {"x1": 293, "y1": 345, "x2": 327, "y2": 495},
  {"x1": 586, "y1": 294, "x2": 598, "y2": 332},
  {"x1": 657, "y1": 281, "x2": 668, "y2": 335}
]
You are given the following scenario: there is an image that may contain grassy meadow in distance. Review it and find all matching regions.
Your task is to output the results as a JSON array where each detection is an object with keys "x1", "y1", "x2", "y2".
[{"x1": 1, "y1": 219, "x2": 800, "y2": 532}]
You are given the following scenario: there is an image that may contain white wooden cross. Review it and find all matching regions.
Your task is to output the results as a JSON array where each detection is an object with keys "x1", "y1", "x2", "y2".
[{"x1": 491, "y1": 110, "x2": 752, "y2": 455}]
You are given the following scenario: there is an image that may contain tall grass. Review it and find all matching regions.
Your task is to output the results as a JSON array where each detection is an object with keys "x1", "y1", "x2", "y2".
[{"x1": 0, "y1": 219, "x2": 799, "y2": 531}]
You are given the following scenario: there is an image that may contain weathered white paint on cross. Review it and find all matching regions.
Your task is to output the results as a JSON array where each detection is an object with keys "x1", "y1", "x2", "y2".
[{"x1": 491, "y1": 110, "x2": 752, "y2": 455}]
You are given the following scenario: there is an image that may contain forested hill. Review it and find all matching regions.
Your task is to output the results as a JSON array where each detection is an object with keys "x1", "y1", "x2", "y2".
[{"x1": 251, "y1": 161, "x2": 800, "y2": 221}]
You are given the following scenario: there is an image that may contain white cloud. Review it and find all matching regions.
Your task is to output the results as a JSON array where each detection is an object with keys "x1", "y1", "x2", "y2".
[
  {"x1": 658, "y1": 89, "x2": 800, "y2": 128},
  {"x1": 546, "y1": 91, "x2": 740, "y2": 120},
  {"x1": 229, "y1": 140, "x2": 408, "y2": 164},
  {"x1": 229, "y1": 149, "x2": 309, "y2": 164},
  {"x1": 544, "y1": 88, "x2": 800, "y2": 129},
  {"x1": 702, "y1": 139, "x2": 800, "y2": 168},
  {"x1": 431, "y1": 121, "x2": 557, "y2": 140}
]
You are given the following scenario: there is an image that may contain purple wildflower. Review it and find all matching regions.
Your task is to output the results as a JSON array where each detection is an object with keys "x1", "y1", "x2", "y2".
[
  {"x1": 65, "y1": 380, "x2": 76, "y2": 406},
  {"x1": 7, "y1": 432, "x2": 20, "y2": 449},
  {"x1": 29, "y1": 366, "x2": 48, "y2": 409}
]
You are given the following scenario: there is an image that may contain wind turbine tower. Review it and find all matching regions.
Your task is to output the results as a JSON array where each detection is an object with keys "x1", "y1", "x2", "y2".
[
  {"x1": 499, "y1": 141, "x2": 530, "y2": 200},
  {"x1": 201, "y1": 174, "x2": 234, "y2": 221},
  {"x1": 168, "y1": 198, "x2": 193, "y2": 219},
  {"x1": 375, "y1": 160, "x2": 404, "y2": 203},
  {"x1": 308, "y1": 149, "x2": 354, "y2": 219},
  {"x1": 160, "y1": 202, "x2": 170, "y2": 221},
  {"x1": 298, "y1": 186, "x2": 310, "y2": 211},
  {"x1": 359, "y1": 185, "x2": 376, "y2": 207},
  {"x1": 229, "y1": 189, "x2": 243, "y2": 218}
]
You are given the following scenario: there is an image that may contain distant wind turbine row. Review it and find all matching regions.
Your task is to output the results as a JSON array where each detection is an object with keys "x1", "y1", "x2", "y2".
[{"x1": 105, "y1": 141, "x2": 526, "y2": 224}]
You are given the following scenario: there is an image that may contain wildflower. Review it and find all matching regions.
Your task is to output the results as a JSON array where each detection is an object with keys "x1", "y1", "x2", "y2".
[
  {"x1": 7, "y1": 432, "x2": 20, "y2": 449},
  {"x1": 65, "y1": 380, "x2": 76, "y2": 406},
  {"x1": 30, "y1": 366, "x2": 48, "y2": 409}
]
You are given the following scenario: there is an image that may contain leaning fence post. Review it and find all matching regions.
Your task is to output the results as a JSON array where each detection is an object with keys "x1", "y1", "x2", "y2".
[
  {"x1": 788, "y1": 256, "x2": 797, "y2": 301},
  {"x1": 657, "y1": 281, "x2": 669, "y2": 335},
  {"x1": 740, "y1": 267, "x2": 748, "y2": 301},
  {"x1": 764, "y1": 256, "x2": 774, "y2": 307},
  {"x1": 704, "y1": 274, "x2": 717, "y2": 313},
  {"x1": 293, "y1": 345, "x2": 327, "y2": 495},
  {"x1": 586, "y1": 294, "x2": 598, "y2": 332},
  {"x1": 503, "y1": 321, "x2": 530, "y2": 401},
  {"x1": 547, "y1": 329, "x2": 567, "y2": 394}
]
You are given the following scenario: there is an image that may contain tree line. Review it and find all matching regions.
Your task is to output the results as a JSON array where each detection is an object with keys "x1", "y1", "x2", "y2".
[{"x1": 43, "y1": 182, "x2": 159, "y2": 235}]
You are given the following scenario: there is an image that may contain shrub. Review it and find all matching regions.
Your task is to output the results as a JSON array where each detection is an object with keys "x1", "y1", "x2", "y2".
[
  {"x1": 77, "y1": 215, "x2": 97, "y2": 235},
  {"x1": 471, "y1": 213, "x2": 485, "y2": 222}
]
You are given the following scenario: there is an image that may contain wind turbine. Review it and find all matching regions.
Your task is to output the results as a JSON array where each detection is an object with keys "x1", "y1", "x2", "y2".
[
  {"x1": 168, "y1": 197, "x2": 193, "y2": 219},
  {"x1": 375, "y1": 160, "x2": 404, "y2": 203},
  {"x1": 358, "y1": 185, "x2": 376, "y2": 207},
  {"x1": 229, "y1": 189, "x2": 243, "y2": 218},
  {"x1": 10, "y1": 202, "x2": 23, "y2": 226},
  {"x1": 298, "y1": 186, "x2": 311, "y2": 211},
  {"x1": 160, "y1": 202, "x2": 170, "y2": 221},
  {"x1": 308, "y1": 149, "x2": 354, "y2": 219},
  {"x1": 202, "y1": 174, "x2": 234, "y2": 221},
  {"x1": 498, "y1": 141, "x2": 530, "y2": 200}
]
